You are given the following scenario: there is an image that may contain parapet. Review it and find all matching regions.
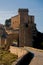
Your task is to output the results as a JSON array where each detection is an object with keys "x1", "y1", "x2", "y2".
[
  {"x1": 18, "y1": 8, "x2": 28, "y2": 12},
  {"x1": 18, "y1": 8, "x2": 29, "y2": 15}
]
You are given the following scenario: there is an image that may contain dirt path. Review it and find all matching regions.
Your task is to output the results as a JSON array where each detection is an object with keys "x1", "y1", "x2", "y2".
[
  {"x1": 24, "y1": 47, "x2": 43, "y2": 65},
  {"x1": 12, "y1": 47, "x2": 43, "y2": 65}
]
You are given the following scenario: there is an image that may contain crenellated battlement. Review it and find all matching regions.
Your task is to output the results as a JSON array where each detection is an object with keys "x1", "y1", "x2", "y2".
[{"x1": 18, "y1": 8, "x2": 29, "y2": 12}]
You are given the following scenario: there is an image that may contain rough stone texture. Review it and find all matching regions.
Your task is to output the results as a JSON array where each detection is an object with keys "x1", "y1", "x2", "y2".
[
  {"x1": 11, "y1": 15, "x2": 20, "y2": 29},
  {"x1": 19, "y1": 9, "x2": 33, "y2": 47},
  {"x1": 0, "y1": 9, "x2": 37, "y2": 47},
  {"x1": 9, "y1": 46, "x2": 28, "y2": 58},
  {"x1": 9, "y1": 9, "x2": 36, "y2": 47}
]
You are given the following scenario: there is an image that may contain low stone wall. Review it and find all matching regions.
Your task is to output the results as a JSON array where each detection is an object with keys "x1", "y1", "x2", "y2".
[{"x1": 9, "y1": 46, "x2": 28, "y2": 58}]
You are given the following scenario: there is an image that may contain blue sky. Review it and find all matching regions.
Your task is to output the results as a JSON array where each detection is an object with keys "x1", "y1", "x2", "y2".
[{"x1": 0, "y1": 0, "x2": 43, "y2": 32}]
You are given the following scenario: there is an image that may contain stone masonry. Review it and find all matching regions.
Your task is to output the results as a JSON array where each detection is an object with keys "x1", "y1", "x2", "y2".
[{"x1": 0, "y1": 8, "x2": 36, "y2": 48}]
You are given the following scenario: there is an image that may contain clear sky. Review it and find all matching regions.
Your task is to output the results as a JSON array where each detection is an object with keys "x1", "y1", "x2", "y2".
[{"x1": 0, "y1": 0, "x2": 43, "y2": 32}]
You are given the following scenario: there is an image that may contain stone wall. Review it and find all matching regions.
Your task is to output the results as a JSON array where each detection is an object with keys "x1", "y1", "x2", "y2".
[
  {"x1": 11, "y1": 15, "x2": 20, "y2": 29},
  {"x1": 4, "y1": 9, "x2": 36, "y2": 47},
  {"x1": 19, "y1": 9, "x2": 33, "y2": 47},
  {"x1": 9, "y1": 46, "x2": 28, "y2": 58}
]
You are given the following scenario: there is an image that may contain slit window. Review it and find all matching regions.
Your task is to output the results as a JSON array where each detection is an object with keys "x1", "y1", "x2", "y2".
[{"x1": 25, "y1": 23, "x2": 28, "y2": 28}]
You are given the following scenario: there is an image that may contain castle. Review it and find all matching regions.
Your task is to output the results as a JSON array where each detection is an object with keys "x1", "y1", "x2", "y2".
[{"x1": 0, "y1": 9, "x2": 37, "y2": 49}]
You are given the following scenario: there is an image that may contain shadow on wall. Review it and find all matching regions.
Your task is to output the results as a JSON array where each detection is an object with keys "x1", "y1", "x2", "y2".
[
  {"x1": 33, "y1": 31, "x2": 43, "y2": 49},
  {"x1": 16, "y1": 52, "x2": 34, "y2": 65}
]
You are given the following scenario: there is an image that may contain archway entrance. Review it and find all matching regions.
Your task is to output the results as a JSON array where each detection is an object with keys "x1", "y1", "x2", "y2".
[
  {"x1": 9, "y1": 34, "x2": 19, "y2": 47},
  {"x1": 11, "y1": 38, "x2": 19, "y2": 47}
]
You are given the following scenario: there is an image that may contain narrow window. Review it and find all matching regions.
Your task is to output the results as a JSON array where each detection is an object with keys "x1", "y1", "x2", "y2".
[{"x1": 25, "y1": 23, "x2": 28, "y2": 28}]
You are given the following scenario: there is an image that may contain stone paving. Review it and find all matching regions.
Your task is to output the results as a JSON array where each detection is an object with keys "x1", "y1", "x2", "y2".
[
  {"x1": 12, "y1": 47, "x2": 43, "y2": 65},
  {"x1": 24, "y1": 47, "x2": 43, "y2": 65}
]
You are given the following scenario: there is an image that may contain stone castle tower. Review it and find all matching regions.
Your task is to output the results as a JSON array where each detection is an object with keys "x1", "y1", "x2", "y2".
[
  {"x1": 19, "y1": 9, "x2": 33, "y2": 46},
  {"x1": 5, "y1": 8, "x2": 36, "y2": 47}
]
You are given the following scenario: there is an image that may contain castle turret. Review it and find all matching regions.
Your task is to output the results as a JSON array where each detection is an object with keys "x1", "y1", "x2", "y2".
[
  {"x1": 19, "y1": 9, "x2": 33, "y2": 47},
  {"x1": 18, "y1": 8, "x2": 28, "y2": 15}
]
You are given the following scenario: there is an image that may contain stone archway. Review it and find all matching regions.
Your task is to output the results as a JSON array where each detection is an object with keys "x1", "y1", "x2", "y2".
[
  {"x1": 5, "y1": 33, "x2": 19, "y2": 50},
  {"x1": 11, "y1": 34, "x2": 19, "y2": 47}
]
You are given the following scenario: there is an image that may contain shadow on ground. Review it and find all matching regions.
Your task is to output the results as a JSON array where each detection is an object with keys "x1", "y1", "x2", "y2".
[{"x1": 16, "y1": 52, "x2": 34, "y2": 65}]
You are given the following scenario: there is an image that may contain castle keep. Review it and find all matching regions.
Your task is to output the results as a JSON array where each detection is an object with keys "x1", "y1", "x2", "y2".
[{"x1": 0, "y1": 9, "x2": 36, "y2": 48}]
